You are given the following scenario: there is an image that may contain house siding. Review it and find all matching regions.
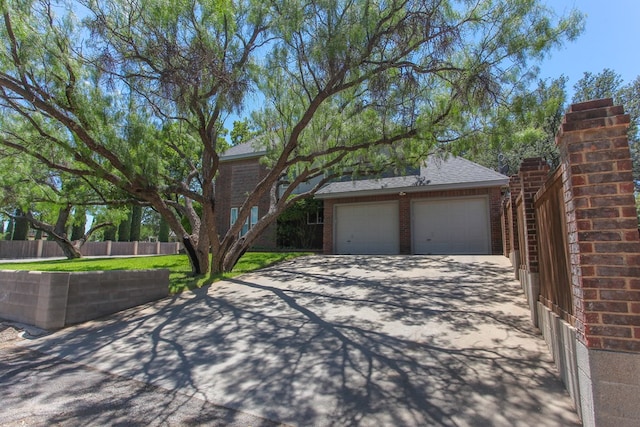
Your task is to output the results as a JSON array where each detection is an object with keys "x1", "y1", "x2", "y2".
[
  {"x1": 216, "y1": 157, "x2": 277, "y2": 249},
  {"x1": 322, "y1": 187, "x2": 504, "y2": 255}
]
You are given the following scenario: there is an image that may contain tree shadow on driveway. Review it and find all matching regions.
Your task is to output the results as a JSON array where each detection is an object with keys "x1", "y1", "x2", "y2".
[{"x1": 12, "y1": 255, "x2": 581, "y2": 426}]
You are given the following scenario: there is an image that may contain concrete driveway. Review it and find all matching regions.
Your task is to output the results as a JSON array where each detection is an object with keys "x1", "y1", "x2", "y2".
[{"x1": 4, "y1": 255, "x2": 580, "y2": 426}]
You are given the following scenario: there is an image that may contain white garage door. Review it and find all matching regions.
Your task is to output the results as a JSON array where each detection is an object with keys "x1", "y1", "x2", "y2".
[
  {"x1": 412, "y1": 197, "x2": 490, "y2": 255},
  {"x1": 335, "y1": 202, "x2": 399, "y2": 254}
]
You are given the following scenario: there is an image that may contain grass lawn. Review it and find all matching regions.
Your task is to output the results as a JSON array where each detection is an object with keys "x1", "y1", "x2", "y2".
[{"x1": 0, "y1": 252, "x2": 311, "y2": 294}]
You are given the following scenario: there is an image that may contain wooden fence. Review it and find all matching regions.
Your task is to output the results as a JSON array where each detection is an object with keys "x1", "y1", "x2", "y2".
[{"x1": 534, "y1": 167, "x2": 574, "y2": 324}]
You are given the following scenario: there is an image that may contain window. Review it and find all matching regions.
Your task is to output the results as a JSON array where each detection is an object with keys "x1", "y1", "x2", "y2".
[
  {"x1": 230, "y1": 207, "x2": 238, "y2": 228},
  {"x1": 230, "y1": 206, "x2": 258, "y2": 237},
  {"x1": 250, "y1": 206, "x2": 259, "y2": 228},
  {"x1": 307, "y1": 207, "x2": 324, "y2": 225}
]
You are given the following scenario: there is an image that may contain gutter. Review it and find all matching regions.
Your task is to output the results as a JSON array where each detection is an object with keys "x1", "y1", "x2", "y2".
[{"x1": 315, "y1": 179, "x2": 509, "y2": 199}]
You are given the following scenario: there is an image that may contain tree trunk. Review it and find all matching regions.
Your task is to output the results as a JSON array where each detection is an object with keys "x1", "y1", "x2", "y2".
[
  {"x1": 58, "y1": 239, "x2": 83, "y2": 259},
  {"x1": 183, "y1": 235, "x2": 209, "y2": 276}
]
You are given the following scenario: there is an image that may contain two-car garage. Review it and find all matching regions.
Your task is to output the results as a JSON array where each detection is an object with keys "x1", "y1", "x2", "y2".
[
  {"x1": 333, "y1": 197, "x2": 492, "y2": 255},
  {"x1": 316, "y1": 155, "x2": 508, "y2": 256}
]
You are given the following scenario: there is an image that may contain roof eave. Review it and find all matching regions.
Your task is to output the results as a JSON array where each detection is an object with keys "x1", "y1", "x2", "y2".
[
  {"x1": 315, "y1": 179, "x2": 509, "y2": 199},
  {"x1": 219, "y1": 151, "x2": 267, "y2": 162}
]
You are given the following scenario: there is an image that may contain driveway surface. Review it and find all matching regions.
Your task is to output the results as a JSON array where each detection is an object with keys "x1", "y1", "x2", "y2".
[{"x1": 2, "y1": 255, "x2": 580, "y2": 426}]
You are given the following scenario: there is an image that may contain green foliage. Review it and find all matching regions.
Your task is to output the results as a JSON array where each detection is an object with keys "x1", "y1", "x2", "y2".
[
  {"x1": 470, "y1": 76, "x2": 568, "y2": 173},
  {"x1": 117, "y1": 209, "x2": 133, "y2": 242},
  {"x1": 158, "y1": 217, "x2": 170, "y2": 242},
  {"x1": 0, "y1": 252, "x2": 311, "y2": 294},
  {"x1": 0, "y1": 0, "x2": 584, "y2": 273},
  {"x1": 277, "y1": 198, "x2": 323, "y2": 249},
  {"x1": 70, "y1": 208, "x2": 87, "y2": 241},
  {"x1": 572, "y1": 69, "x2": 623, "y2": 103},
  {"x1": 130, "y1": 205, "x2": 142, "y2": 241},
  {"x1": 572, "y1": 69, "x2": 640, "y2": 187},
  {"x1": 230, "y1": 118, "x2": 256, "y2": 146},
  {"x1": 102, "y1": 225, "x2": 116, "y2": 241},
  {"x1": 12, "y1": 209, "x2": 28, "y2": 240}
]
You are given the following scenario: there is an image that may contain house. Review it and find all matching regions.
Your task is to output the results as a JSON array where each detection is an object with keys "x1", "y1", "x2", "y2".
[
  {"x1": 315, "y1": 156, "x2": 509, "y2": 255},
  {"x1": 216, "y1": 142, "x2": 509, "y2": 254},
  {"x1": 215, "y1": 142, "x2": 278, "y2": 249}
]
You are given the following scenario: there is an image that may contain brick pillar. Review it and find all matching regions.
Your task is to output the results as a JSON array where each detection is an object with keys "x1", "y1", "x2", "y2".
[
  {"x1": 517, "y1": 158, "x2": 550, "y2": 325},
  {"x1": 556, "y1": 98, "x2": 640, "y2": 426},
  {"x1": 399, "y1": 195, "x2": 411, "y2": 255},
  {"x1": 501, "y1": 197, "x2": 511, "y2": 257},
  {"x1": 507, "y1": 175, "x2": 521, "y2": 275},
  {"x1": 322, "y1": 200, "x2": 335, "y2": 255}
]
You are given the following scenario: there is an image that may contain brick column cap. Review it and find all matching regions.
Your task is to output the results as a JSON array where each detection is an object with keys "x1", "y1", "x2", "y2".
[
  {"x1": 518, "y1": 157, "x2": 548, "y2": 172},
  {"x1": 558, "y1": 98, "x2": 630, "y2": 136}
]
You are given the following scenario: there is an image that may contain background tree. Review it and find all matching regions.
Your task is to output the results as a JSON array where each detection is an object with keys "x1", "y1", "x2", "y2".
[
  {"x1": 572, "y1": 69, "x2": 640, "y2": 188},
  {"x1": 0, "y1": 0, "x2": 583, "y2": 274},
  {"x1": 230, "y1": 118, "x2": 257, "y2": 146},
  {"x1": 129, "y1": 204, "x2": 142, "y2": 241},
  {"x1": 158, "y1": 218, "x2": 170, "y2": 243},
  {"x1": 0, "y1": 149, "x2": 122, "y2": 257},
  {"x1": 117, "y1": 209, "x2": 132, "y2": 242},
  {"x1": 70, "y1": 208, "x2": 87, "y2": 241},
  {"x1": 11, "y1": 209, "x2": 29, "y2": 240},
  {"x1": 470, "y1": 76, "x2": 568, "y2": 173}
]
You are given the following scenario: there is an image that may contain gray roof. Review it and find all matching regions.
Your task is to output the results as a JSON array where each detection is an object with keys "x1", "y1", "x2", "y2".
[
  {"x1": 315, "y1": 155, "x2": 509, "y2": 199},
  {"x1": 220, "y1": 141, "x2": 266, "y2": 161}
]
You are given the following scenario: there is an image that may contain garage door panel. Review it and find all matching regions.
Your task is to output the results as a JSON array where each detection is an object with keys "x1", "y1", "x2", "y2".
[
  {"x1": 412, "y1": 198, "x2": 489, "y2": 255},
  {"x1": 335, "y1": 202, "x2": 399, "y2": 255}
]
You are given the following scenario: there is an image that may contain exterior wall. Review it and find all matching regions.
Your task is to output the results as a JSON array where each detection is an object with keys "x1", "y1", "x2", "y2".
[
  {"x1": 216, "y1": 157, "x2": 277, "y2": 249},
  {"x1": 0, "y1": 241, "x2": 181, "y2": 259},
  {"x1": 517, "y1": 158, "x2": 551, "y2": 326},
  {"x1": 322, "y1": 186, "x2": 504, "y2": 255},
  {"x1": 507, "y1": 175, "x2": 522, "y2": 273},
  {"x1": 506, "y1": 99, "x2": 640, "y2": 426},
  {"x1": 555, "y1": 99, "x2": 640, "y2": 426},
  {"x1": 0, "y1": 269, "x2": 169, "y2": 330},
  {"x1": 557, "y1": 99, "x2": 640, "y2": 353}
]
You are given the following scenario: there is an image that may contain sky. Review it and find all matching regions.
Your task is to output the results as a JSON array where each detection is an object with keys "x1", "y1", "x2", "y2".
[{"x1": 538, "y1": 0, "x2": 640, "y2": 95}]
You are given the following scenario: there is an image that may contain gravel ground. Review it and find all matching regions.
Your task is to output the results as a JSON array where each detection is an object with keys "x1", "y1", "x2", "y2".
[{"x1": 0, "y1": 320, "x2": 285, "y2": 427}]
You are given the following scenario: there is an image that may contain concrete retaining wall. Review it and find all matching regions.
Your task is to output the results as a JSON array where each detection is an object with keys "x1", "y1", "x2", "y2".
[
  {"x1": 537, "y1": 302, "x2": 581, "y2": 417},
  {"x1": 0, "y1": 269, "x2": 169, "y2": 330}
]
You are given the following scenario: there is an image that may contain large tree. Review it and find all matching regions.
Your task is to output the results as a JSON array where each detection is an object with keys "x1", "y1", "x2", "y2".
[{"x1": 0, "y1": 0, "x2": 583, "y2": 274}]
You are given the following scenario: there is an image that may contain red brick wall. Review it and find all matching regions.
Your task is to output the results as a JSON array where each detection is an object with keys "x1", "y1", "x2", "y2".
[
  {"x1": 215, "y1": 158, "x2": 277, "y2": 249},
  {"x1": 508, "y1": 175, "x2": 521, "y2": 253},
  {"x1": 321, "y1": 186, "x2": 504, "y2": 255},
  {"x1": 557, "y1": 98, "x2": 640, "y2": 352},
  {"x1": 518, "y1": 158, "x2": 551, "y2": 273}
]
